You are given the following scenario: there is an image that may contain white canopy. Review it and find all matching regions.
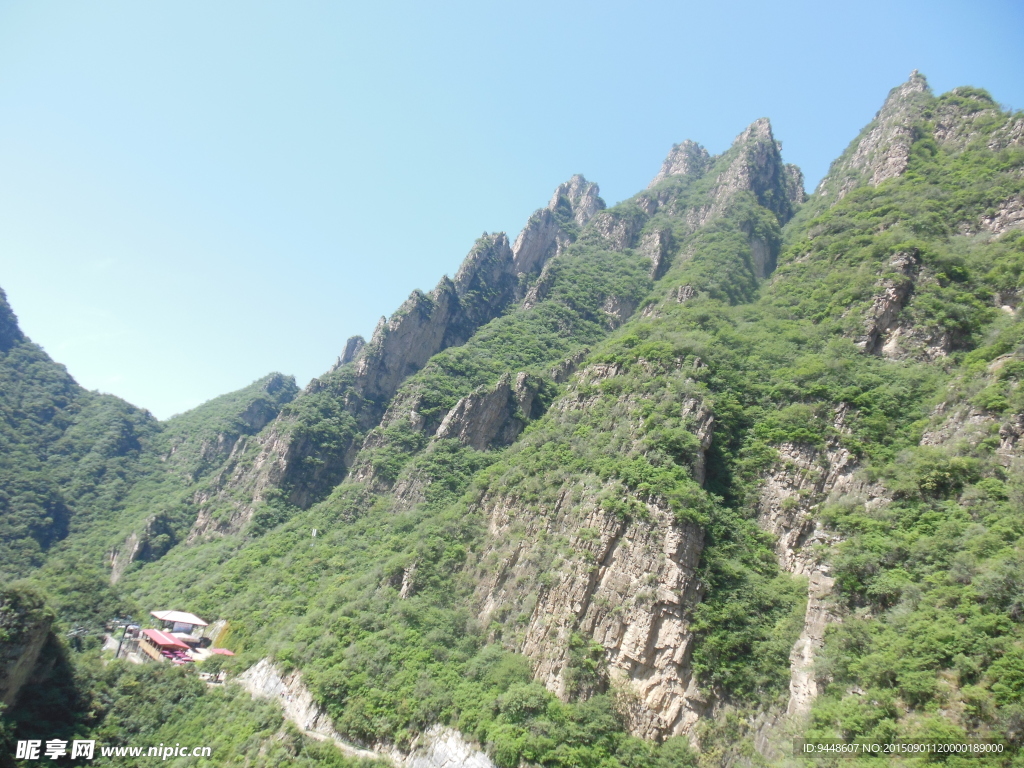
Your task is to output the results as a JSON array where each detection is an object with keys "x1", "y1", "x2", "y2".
[{"x1": 150, "y1": 610, "x2": 208, "y2": 627}]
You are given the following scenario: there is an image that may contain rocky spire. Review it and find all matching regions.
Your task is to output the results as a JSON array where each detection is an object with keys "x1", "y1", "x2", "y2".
[
  {"x1": 547, "y1": 174, "x2": 604, "y2": 227},
  {"x1": 648, "y1": 139, "x2": 711, "y2": 188},
  {"x1": 512, "y1": 175, "x2": 605, "y2": 276},
  {"x1": 329, "y1": 334, "x2": 367, "y2": 371},
  {"x1": 339, "y1": 335, "x2": 365, "y2": 365},
  {"x1": 354, "y1": 234, "x2": 519, "y2": 406},
  {"x1": 817, "y1": 70, "x2": 932, "y2": 202},
  {"x1": 706, "y1": 117, "x2": 800, "y2": 224}
]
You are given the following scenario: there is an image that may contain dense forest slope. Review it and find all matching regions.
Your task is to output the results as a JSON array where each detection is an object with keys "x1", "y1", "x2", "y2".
[{"x1": 2, "y1": 72, "x2": 1023, "y2": 767}]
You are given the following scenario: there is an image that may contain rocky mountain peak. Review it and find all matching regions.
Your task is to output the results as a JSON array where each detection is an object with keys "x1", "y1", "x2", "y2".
[
  {"x1": 711, "y1": 117, "x2": 800, "y2": 222},
  {"x1": 453, "y1": 233, "x2": 514, "y2": 297},
  {"x1": 513, "y1": 176, "x2": 604, "y2": 277},
  {"x1": 734, "y1": 116, "x2": 774, "y2": 145},
  {"x1": 648, "y1": 139, "x2": 711, "y2": 188},
  {"x1": 547, "y1": 174, "x2": 604, "y2": 227},
  {"x1": 817, "y1": 70, "x2": 933, "y2": 202},
  {"x1": 353, "y1": 235, "x2": 519, "y2": 406},
  {"x1": 339, "y1": 335, "x2": 365, "y2": 365}
]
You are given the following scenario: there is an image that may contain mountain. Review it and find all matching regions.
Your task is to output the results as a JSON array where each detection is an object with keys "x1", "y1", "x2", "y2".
[{"x1": 1, "y1": 72, "x2": 1022, "y2": 767}]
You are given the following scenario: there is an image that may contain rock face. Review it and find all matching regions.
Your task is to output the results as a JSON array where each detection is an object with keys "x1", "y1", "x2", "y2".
[
  {"x1": 186, "y1": 247, "x2": 525, "y2": 535},
  {"x1": 330, "y1": 335, "x2": 366, "y2": 371},
  {"x1": 818, "y1": 71, "x2": 931, "y2": 202},
  {"x1": 108, "y1": 374, "x2": 298, "y2": 567},
  {"x1": 639, "y1": 229, "x2": 673, "y2": 278},
  {"x1": 978, "y1": 194, "x2": 1024, "y2": 235},
  {"x1": 474, "y1": 489, "x2": 707, "y2": 740},
  {"x1": 588, "y1": 209, "x2": 645, "y2": 251},
  {"x1": 595, "y1": 117, "x2": 801, "y2": 270},
  {"x1": 711, "y1": 118, "x2": 802, "y2": 224},
  {"x1": 207, "y1": 121, "x2": 805, "y2": 537},
  {"x1": 109, "y1": 513, "x2": 177, "y2": 583},
  {"x1": 854, "y1": 249, "x2": 921, "y2": 355},
  {"x1": 383, "y1": 726, "x2": 496, "y2": 768},
  {"x1": 239, "y1": 658, "x2": 494, "y2": 768},
  {"x1": 513, "y1": 175, "x2": 604, "y2": 280},
  {"x1": 648, "y1": 140, "x2": 711, "y2": 187},
  {"x1": 435, "y1": 372, "x2": 538, "y2": 450},
  {"x1": 817, "y1": 73, "x2": 1023, "y2": 213},
  {"x1": 753, "y1": 403, "x2": 895, "y2": 741},
  {"x1": 183, "y1": 175, "x2": 610, "y2": 539},
  {"x1": 354, "y1": 231, "x2": 529, "y2": 412},
  {"x1": 468, "y1": 361, "x2": 718, "y2": 741}
]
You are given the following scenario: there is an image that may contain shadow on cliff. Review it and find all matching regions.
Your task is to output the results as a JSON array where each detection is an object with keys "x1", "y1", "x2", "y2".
[{"x1": 1, "y1": 634, "x2": 96, "y2": 767}]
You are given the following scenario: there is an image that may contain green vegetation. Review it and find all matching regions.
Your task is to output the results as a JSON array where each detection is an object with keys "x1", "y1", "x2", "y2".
[{"x1": 3, "y1": 80, "x2": 1024, "y2": 766}]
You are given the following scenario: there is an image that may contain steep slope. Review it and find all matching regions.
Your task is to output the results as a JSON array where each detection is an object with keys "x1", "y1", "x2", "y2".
[
  {"x1": 177, "y1": 178, "x2": 606, "y2": 542},
  {"x1": 0, "y1": 288, "x2": 158, "y2": 583},
  {"x1": 4, "y1": 72, "x2": 1024, "y2": 768},
  {"x1": 107, "y1": 114, "x2": 807, "y2": 762},
  {"x1": 758, "y1": 75, "x2": 1024, "y2": 755},
  {"x1": 0, "y1": 286, "x2": 302, "y2": 624}
]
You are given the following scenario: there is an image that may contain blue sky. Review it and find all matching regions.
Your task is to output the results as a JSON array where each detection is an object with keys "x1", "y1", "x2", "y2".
[{"x1": 1, "y1": 0, "x2": 1022, "y2": 418}]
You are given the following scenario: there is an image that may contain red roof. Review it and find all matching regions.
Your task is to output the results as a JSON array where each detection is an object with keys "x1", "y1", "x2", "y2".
[
  {"x1": 142, "y1": 628, "x2": 190, "y2": 649},
  {"x1": 209, "y1": 648, "x2": 235, "y2": 656}
]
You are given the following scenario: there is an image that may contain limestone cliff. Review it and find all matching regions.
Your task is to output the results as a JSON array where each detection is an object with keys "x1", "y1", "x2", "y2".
[
  {"x1": 853, "y1": 249, "x2": 922, "y2": 356},
  {"x1": 512, "y1": 174, "x2": 604, "y2": 284},
  {"x1": 648, "y1": 140, "x2": 711, "y2": 188},
  {"x1": 239, "y1": 658, "x2": 495, "y2": 768},
  {"x1": 817, "y1": 71, "x2": 932, "y2": 202},
  {"x1": 434, "y1": 372, "x2": 539, "y2": 450},
  {"x1": 186, "y1": 178, "x2": 602, "y2": 539},
  {"x1": 473, "y1": 482, "x2": 708, "y2": 740},
  {"x1": 816, "y1": 71, "x2": 1024, "y2": 212},
  {"x1": 469, "y1": 356, "x2": 717, "y2": 741},
  {"x1": 638, "y1": 117, "x2": 802, "y2": 277}
]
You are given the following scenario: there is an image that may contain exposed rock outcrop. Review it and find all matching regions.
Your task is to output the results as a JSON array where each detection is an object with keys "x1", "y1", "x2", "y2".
[
  {"x1": 474, "y1": 488, "x2": 707, "y2": 740},
  {"x1": 592, "y1": 118, "x2": 800, "y2": 260},
  {"x1": 109, "y1": 513, "x2": 177, "y2": 583},
  {"x1": 330, "y1": 335, "x2": 366, "y2": 371},
  {"x1": 354, "y1": 225, "x2": 564, "y2": 412},
  {"x1": 512, "y1": 175, "x2": 604, "y2": 282},
  {"x1": 999, "y1": 414, "x2": 1024, "y2": 464},
  {"x1": 978, "y1": 194, "x2": 1024, "y2": 235},
  {"x1": 589, "y1": 209, "x2": 645, "y2": 251},
  {"x1": 854, "y1": 249, "x2": 921, "y2": 355},
  {"x1": 435, "y1": 372, "x2": 538, "y2": 450},
  {"x1": 756, "y1": 406, "x2": 889, "y2": 735},
  {"x1": 648, "y1": 140, "x2": 711, "y2": 187},
  {"x1": 681, "y1": 398, "x2": 715, "y2": 487},
  {"x1": 188, "y1": 227, "x2": 563, "y2": 535},
  {"x1": 640, "y1": 229, "x2": 673, "y2": 279},
  {"x1": 239, "y1": 658, "x2": 494, "y2": 768},
  {"x1": 710, "y1": 118, "x2": 801, "y2": 225},
  {"x1": 549, "y1": 348, "x2": 590, "y2": 384},
  {"x1": 818, "y1": 71, "x2": 931, "y2": 202}
]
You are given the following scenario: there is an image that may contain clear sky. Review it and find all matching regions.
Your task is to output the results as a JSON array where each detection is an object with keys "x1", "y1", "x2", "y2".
[{"x1": 1, "y1": 0, "x2": 1021, "y2": 419}]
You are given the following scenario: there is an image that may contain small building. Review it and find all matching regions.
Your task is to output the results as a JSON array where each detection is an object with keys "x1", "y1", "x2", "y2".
[
  {"x1": 150, "y1": 610, "x2": 208, "y2": 636},
  {"x1": 139, "y1": 629, "x2": 192, "y2": 664}
]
